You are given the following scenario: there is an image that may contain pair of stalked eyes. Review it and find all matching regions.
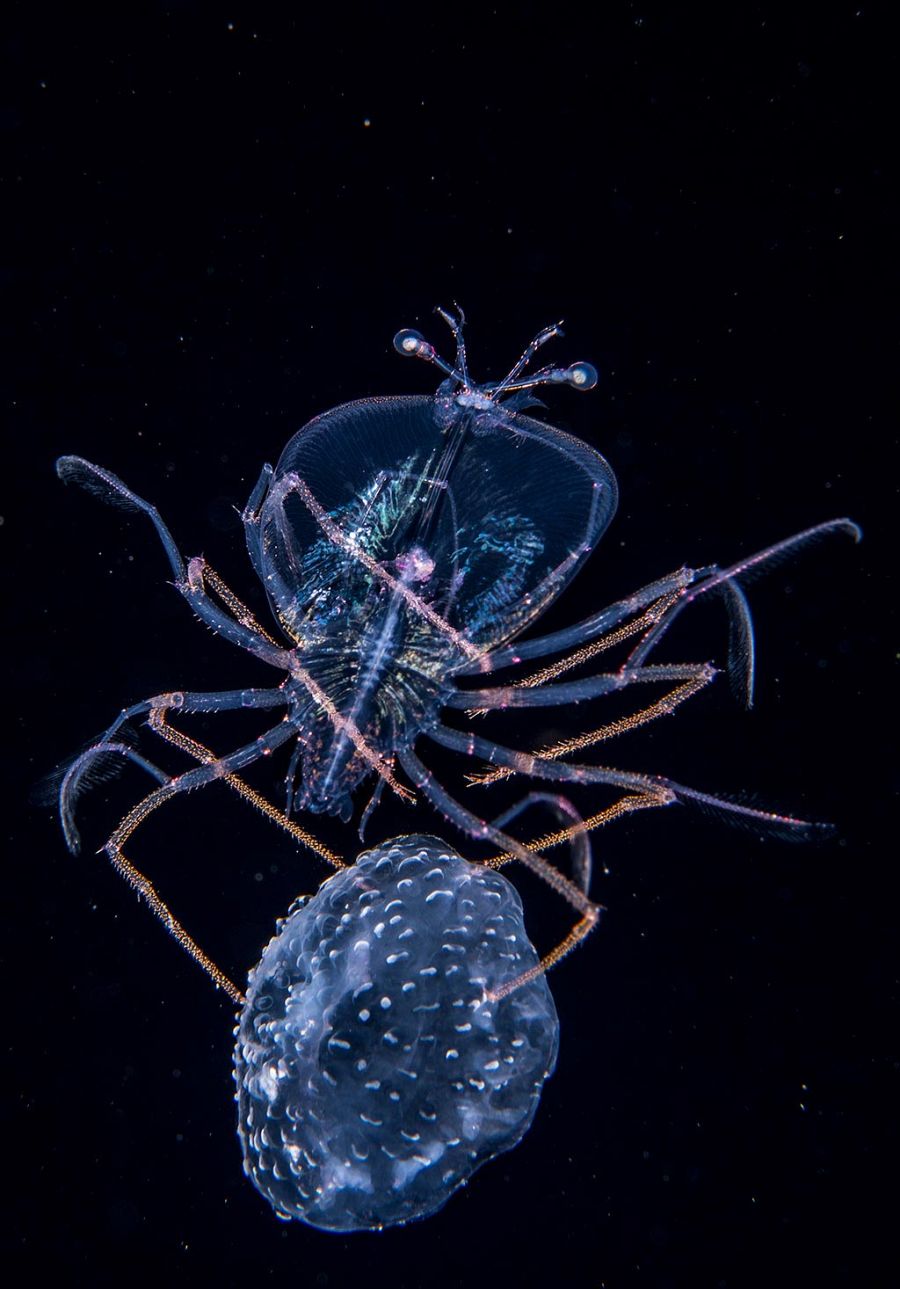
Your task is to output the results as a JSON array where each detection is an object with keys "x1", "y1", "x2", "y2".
[{"x1": 393, "y1": 328, "x2": 599, "y2": 392}]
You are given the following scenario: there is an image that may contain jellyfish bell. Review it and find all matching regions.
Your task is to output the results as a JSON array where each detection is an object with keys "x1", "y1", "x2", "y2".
[{"x1": 235, "y1": 835, "x2": 559, "y2": 1232}]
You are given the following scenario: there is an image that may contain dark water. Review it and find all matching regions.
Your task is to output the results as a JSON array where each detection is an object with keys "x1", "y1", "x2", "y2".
[{"x1": 5, "y1": 8, "x2": 894, "y2": 1286}]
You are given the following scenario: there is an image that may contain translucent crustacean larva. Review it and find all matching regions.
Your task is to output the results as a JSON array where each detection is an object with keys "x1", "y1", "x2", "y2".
[{"x1": 51, "y1": 308, "x2": 859, "y2": 1229}]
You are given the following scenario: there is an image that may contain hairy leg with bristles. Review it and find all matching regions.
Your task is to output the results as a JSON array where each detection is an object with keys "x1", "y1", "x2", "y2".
[
  {"x1": 104, "y1": 844, "x2": 245, "y2": 1004},
  {"x1": 189, "y1": 558, "x2": 283, "y2": 648},
  {"x1": 469, "y1": 665, "x2": 715, "y2": 787},
  {"x1": 398, "y1": 746, "x2": 602, "y2": 1001},
  {"x1": 458, "y1": 570, "x2": 699, "y2": 674},
  {"x1": 146, "y1": 707, "x2": 344, "y2": 869},
  {"x1": 58, "y1": 685, "x2": 291, "y2": 852},
  {"x1": 465, "y1": 518, "x2": 858, "y2": 699},
  {"x1": 56, "y1": 457, "x2": 294, "y2": 668},
  {"x1": 429, "y1": 724, "x2": 827, "y2": 837},
  {"x1": 90, "y1": 720, "x2": 307, "y2": 1000},
  {"x1": 487, "y1": 791, "x2": 668, "y2": 998},
  {"x1": 501, "y1": 591, "x2": 683, "y2": 690},
  {"x1": 625, "y1": 519, "x2": 861, "y2": 674},
  {"x1": 488, "y1": 792, "x2": 594, "y2": 895},
  {"x1": 485, "y1": 791, "x2": 670, "y2": 872},
  {"x1": 446, "y1": 661, "x2": 712, "y2": 713}
]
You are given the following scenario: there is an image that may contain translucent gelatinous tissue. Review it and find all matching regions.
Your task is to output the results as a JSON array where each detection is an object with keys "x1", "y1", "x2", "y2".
[{"x1": 234, "y1": 835, "x2": 559, "y2": 1231}]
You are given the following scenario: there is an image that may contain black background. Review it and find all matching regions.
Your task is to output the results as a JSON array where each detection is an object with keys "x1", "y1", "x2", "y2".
[{"x1": 4, "y1": 5, "x2": 895, "y2": 1286}]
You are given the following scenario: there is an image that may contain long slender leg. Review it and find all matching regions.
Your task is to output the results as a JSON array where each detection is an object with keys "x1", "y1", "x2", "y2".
[
  {"x1": 76, "y1": 715, "x2": 346, "y2": 1005},
  {"x1": 241, "y1": 462, "x2": 275, "y2": 585},
  {"x1": 93, "y1": 719, "x2": 301, "y2": 1001},
  {"x1": 456, "y1": 523, "x2": 859, "y2": 793},
  {"x1": 445, "y1": 662, "x2": 711, "y2": 711},
  {"x1": 86, "y1": 685, "x2": 288, "y2": 750},
  {"x1": 464, "y1": 517, "x2": 858, "y2": 682},
  {"x1": 398, "y1": 746, "x2": 602, "y2": 1000},
  {"x1": 192, "y1": 559, "x2": 282, "y2": 648},
  {"x1": 59, "y1": 686, "x2": 291, "y2": 852},
  {"x1": 486, "y1": 792, "x2": 670, "y2": 997},
  {"x1": 57, "y1": 456, "x2": 189, "y2": 579},
  {"x1": 94, "y1": 723, "x2": 301, "y2": 880},
  {"x1": 502, "y1": 592, "x2": 683, "y2": 690},
  {"x1": 489, "y1": 792, "x2": 593, "y2": 894},
  {"x1": 400, "y1": 747, "x2": 674, "y2": 997},
  {"x1": 108, "y1": 719, "x2": 298, "y2": 833},
  {"x1": 428, "y1": 724, "x2": 824, "y2": 835},
  {"x1": 470, "y1": 666, "x2": 715, "y2": 787},
  {"x1": 430, "y1": 725, "x2": 663, "y2": 795},
  {"x1": 181, "y1": 556, "x2": 293, "y2": 663},
  {"x1": 147, "y1": 708, "x2": 344, "y2": 869},
  {"x1": 56, "y1": 742, "x2": 171, "y2": 852},
  {"x1": 457, "y1": 570, "x2": 699, "y2": 673},
  {"x1": 57, "y1": 457, "x2": 294, "y2": 667},
  {"x1": 398, "y1": 747, "x2": 597, "y2": 916},
  {"x1": 103, "y1": 846, "x2": 245, "y2": 1004},
  {"x1": 625, "y1": 518, "x2": 860, "y2": 672},
  {"x1": 485, "y1": 792, "x2": 669, "y2": 873}
]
